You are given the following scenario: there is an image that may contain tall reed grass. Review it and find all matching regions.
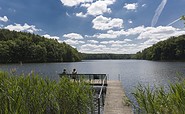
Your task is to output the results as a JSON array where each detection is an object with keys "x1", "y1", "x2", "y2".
[
  {"x1": 0, "y1": 71, "x2": 93, "y2": 114},
  {"x1": 132, "y1": 80, "x2": 185, "y2": 114}
]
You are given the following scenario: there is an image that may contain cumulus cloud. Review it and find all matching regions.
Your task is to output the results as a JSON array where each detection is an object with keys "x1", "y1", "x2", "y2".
[
  {"x1": 89, "y1": 26, "x2": 144, "y2": 39},
  {"x1": 79, "y1": 43, "x2": 131, "y2": 54},
  {"x1": 0, "y1": 16, "x2": 8, "y2": 22},
  {"x1": 64, "y1": 39, "x2": 85, "y2": 45},
  {"x1": 61, "y1": 0, "x2": 115, "y2": 17},
  {"x1": 92, "y1": 15, "x2": 123, "y2": 30},
  {"x1": 93, "y1": 33, "x2": 118, "y2": 39},
  {"x1": 60, "y1": 0, "x2": 93, "y2": 7},
  {"x1": 93, "y1": 26, "x2": 185, "y2": 40},
  {"x1": 80, "y1": 44, "x2": 107, "y2": 53},
  {"x1": 137, "y1": 26, "x2": 185, "y2": 40},
  {"x1": 123, "y1": 3, "x2": 138, "y2": 10},
  {"x1": 81, "y1": 3, "x2": 91, "y2": 7},
  {"x1": 76, "y1": 12, "x2": 87, "y2": 18},
  {"x1": 87, "y1": 40, "x2": 99, "y2": 43},
  {"x1": 74, "y1": 0, "x2": 116, "y2": 17},
  {"x1": 63, "y1": 33, "x2": 83, "y2": 39},
  {"x1": 43, "y1": 34, "x2": 60, "y2": 40},
  {"x1": 83, "y1": 26, "x2": 185, "y2": 53},
  {"x1": 100, "y1": 40, "x2": 126, "y2": 44},
  {"x1": 4, "y1": 23, "x2": 41, "y2": 33},
  {"x1": 86, "y1": 0, "x2": 115, "y2": 16}
]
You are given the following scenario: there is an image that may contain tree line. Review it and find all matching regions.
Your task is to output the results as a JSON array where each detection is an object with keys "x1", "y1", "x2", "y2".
[
  {"x1": 82, "y1": 53, "x2": 134, "y2": 60},
  {"x1": 0, "y1": 29, "x2": 82, "y2": 63},
  {"x1": 134, "y1": 35, "x2": 185, "y2": 60}
]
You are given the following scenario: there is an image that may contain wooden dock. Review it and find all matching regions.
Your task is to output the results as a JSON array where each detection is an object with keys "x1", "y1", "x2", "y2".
[{"x1": 104, "y1": 80, "x2": 133, "y2": 114}]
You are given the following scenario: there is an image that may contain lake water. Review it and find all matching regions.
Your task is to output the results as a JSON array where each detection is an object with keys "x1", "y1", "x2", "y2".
[{"x1": 1, "y1": 60, "x2": 185, "y2": 106}]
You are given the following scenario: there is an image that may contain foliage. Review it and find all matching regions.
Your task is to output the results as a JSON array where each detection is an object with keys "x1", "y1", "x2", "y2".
[
  {"x1": 134, "y1": 34, "x2": 185, "y2": 60},
  {"x1": 181, "y1": 15, "x2": 185, "y2": 25},
  {"x1": 82, "y1": 53, "x2": 134, "y2": 60},
  {"x1": 0, "y1": 29, "x2": 82, "y2": 63},
  {"x1": 0, "y1": 71, "x2": 93, "y2": 114},
  {"x1": 132, "y1": 80, "x2": 185, "y2": 114}
]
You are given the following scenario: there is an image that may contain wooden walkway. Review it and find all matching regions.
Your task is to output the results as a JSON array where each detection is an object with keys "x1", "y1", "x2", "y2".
[{"x1": 104, "y1": 80, "x2": 133, "y2": 114}]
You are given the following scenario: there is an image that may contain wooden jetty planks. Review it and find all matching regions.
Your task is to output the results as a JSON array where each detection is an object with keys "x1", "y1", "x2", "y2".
[{"x1": 104, "y1": 80, "x2": 133, "y2": 114}]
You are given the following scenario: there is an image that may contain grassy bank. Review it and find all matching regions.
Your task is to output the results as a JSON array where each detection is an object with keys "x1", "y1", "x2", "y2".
[
  {"x1": 132, "y1": 80, "x2": 185, "y2": 114},
  {"x1": 0, "y1": 71, "x2": 93, "y2": 114}
]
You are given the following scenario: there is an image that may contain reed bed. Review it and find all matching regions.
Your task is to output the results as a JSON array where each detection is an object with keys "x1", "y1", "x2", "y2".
[
  {"x1": 0, "y1": 71, "x2": 93, "y2": 114},
  {"x1": 132, "y1": 80, "x2": 185, "y2": 114}
]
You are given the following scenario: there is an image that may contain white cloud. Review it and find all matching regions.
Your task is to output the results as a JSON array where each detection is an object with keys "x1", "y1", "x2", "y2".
[
  {"x1": 75, "y1": 0, "x2": 116, "y2": 17},
  {"x1": 93, "y1": 33, "x2": 117, "y2": 39},
  {"x1": 123, "y1": 3, "x2": 138, "y2": 10},
  {"x1": 137, "y1": 26, "x2": 183, "y2": 40},
  {"x1": 86, "y1": 0, "x2": 115, "y2": 16},
  {"x1": 80, "y1": 44, "x2": 107, "y2": 53},
  {"x1": 81, "y1": 44, "x2": 106, "y2": 49},
  {"x1": 64, "y1": 39, "x2": 85, "y2": 45},
  {"x1": 128, "y1": 19, "x2": 133, "y2": 24},
  {"x1": 87, "y1": 40, "x2": 99, "y2": 43},
  {"x1": 63, "y1": 33, "x2": 83, "y2": 39},
  {"x1": 43, "y1": 34, "x2": 60, "y2": 40},
  {"x1": 81, "y1": 3, "x2": 91, "y2": 7},
  {"x1": 0, "y1": 16, "x2": 8, "y2": 22},
  {"x1": 4, "y1": 23, "x2": 41, "y2": 33},
  {"x1": 142, "y1": 38, "x2": 160, "y2": 45},
  {"x1": 79, "y1": 43, "x2": 132, "y2": 54},
  {"x1": 124, "y1": 39, "x2": 132, "y2": 42},
  {"x1": 89, "y1": 26, "x2": 144, "y2": 39},
  {"x1": 142, "y1": 4, "x2": 146, "y2": 7},
  {"x1": 111, "y1": 44, "x2": 123, "y2": 48},
  {"x1": 60, "y1": 0, "x2": 93, "y2": 7},
  {"x1": 94, "y1": 26, "x2": 185, "y2": 40},
  {"x1": 92, "y1": 15, "x2": 123, "y2": 30},
  {"x1": 100, "y1": 40, "x2": 126, "y2": 44},
  {"x1": 83, "y1": 26, "x2": 185, "y2": 53},
  {"x1": 76, "y1": 12, "x2": 87, "y2": 18},
  {"x1": 100, "y1": 39, "x2": 131, "y2": 44}
]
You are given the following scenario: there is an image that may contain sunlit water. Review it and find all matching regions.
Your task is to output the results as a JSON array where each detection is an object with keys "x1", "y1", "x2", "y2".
[{"x1": 1, "y1": 60, "x2": 185, "y2": 111}]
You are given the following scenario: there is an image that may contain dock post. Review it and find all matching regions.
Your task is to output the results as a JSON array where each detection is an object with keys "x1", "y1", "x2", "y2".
[
  {"x1": 102, "y1": 92, "x2": 104, "y2": 106},
  {"x1": 98, "y1": 98, "x2": 100, "y2": 114}
]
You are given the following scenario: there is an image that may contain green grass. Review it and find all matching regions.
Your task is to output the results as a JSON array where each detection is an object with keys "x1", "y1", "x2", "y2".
[
  {"x1": 132, "y1": 80, "x2": 185, "y2": 114},
  {"x1": 0, "y1": 71, "x2": 93, "y2": 114}
]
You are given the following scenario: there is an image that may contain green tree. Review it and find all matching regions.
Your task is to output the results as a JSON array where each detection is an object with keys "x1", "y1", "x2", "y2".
[{"x1": 0, "y1": 29, "x2": 82, "y2": 63}]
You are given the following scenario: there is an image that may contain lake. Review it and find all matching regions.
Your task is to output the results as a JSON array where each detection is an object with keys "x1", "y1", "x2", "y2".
[{"x1": 0, "y1": 60, "x2": 185, "y2": 105}]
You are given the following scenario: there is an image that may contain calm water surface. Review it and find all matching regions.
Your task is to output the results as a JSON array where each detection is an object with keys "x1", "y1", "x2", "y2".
[{"x1": 1, "y1": 60, "x2": 185, "y2": 104}]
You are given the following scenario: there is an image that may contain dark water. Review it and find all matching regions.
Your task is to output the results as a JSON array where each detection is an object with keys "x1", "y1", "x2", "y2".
[{"x1": 1, "y1": 60, "x2": 185, "y2": 107}]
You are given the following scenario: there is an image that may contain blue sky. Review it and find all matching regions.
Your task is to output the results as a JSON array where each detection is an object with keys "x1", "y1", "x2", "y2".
[{"x1": 0, "y1": 0, "x2": 185, "y2": 54}]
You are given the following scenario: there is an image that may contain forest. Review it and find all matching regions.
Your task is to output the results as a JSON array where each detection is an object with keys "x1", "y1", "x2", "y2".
[
  {"x1": 134, "y1": 34, "x2": 185, "y2": 60},
  {"x1": 82, "y1": 53, "x2": 134, "y2": 60},
  {"x1": 0, "y1": 29, "x2": 82, "y2": 63}
]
